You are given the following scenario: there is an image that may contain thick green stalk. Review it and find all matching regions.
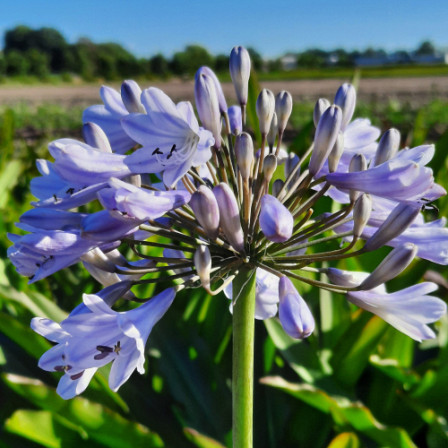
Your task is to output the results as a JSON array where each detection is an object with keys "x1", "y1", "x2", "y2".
[{"x1": 232, "y1": 266, "x2": 257, "y2": 448}]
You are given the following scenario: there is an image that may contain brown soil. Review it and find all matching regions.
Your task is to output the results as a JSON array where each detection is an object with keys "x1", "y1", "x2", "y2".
[{"x1": 1, "y1": 76, "x2": 448, "y2": 108}]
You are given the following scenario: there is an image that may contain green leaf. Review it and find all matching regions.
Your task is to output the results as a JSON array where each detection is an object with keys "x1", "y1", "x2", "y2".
[
  {"x1": 261, "y1": 376, "x2": 417, "y2": 448},
  {"x1": 331, "y1": 312, "x2": 387, "y2": 387},
  {"x1": 0, "y1": 312, "x2": 51, "y2": 358},
  {"x1": 3, "y1": 374, "x2": 164, "y2": 447},
  {"x1": 183, "y1": 428, "x2": 226, "y2": 448},
  {"x1": 5, "y1": 409, "x2": 82, "y2": 448},
  {"x1": 0, "y1": 159, "x2": 23, "y2": 208},
  {"x1": 0, "y1": 284, "x2": 67, "y2": 322},
  {"x1": 264, "y1": 318, "x2": 328, "y2": 383},
  {"x1": 327, "y1": 432, "x2": 361, "y2": 448},
  {"x1": 369, "y1": 355, "x2": 419, "y2": 388}
]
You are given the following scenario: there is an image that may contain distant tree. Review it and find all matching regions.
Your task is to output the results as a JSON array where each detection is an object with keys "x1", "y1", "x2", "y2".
[
  {"x1": 170, "y1": 45, "x2": 214, "y2": 75},
  {"x1": 416, "y1": 41, "x2": 436, "y2": 55},
  {"x1": 72, "y1": 39, "x2": 97, "y2": 80},
  {"x1": 26, "y1": 49, "x2": 50, "y2": 78},
  {"x1": 4, "y1": 26, "x2": 70, "y2": 72},
  {"x1": 267, "y1": 58, "x2": 283, "y2": 72},
  {"x1": 297, "y1": 49, "x2": 327, "y2": 68},
  {"x1": 247, "y1": 47, "x2": 263, "y2": 71},
  {"x1": 214, "y1": 54, "x2": 229, "y2": 73},
  {"x1": 5, "y1": 50, "x2": 29, "y2": 76},
  {"x1": 150, "y1": 54, "x2": 169, "y2": 77},
  {"x1": 4, "y1": 25, "x2": 33, "y2": 52},
  {"x1": 0, "y1": 55, "x2": 6, "y2": 78}
]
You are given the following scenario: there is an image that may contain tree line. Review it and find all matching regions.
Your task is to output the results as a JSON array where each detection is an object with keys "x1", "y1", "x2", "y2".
[
  {"x1": 0, "y1": 25, "x2": 442, "y2": 81},
  {"x1": 0, "y1": 25, "x2": 264, "y2": 81}
]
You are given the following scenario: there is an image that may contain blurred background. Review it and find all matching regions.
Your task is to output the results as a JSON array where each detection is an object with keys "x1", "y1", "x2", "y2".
[{"x1": 1, "y1": 1, "x2": 448, "y2": 447}]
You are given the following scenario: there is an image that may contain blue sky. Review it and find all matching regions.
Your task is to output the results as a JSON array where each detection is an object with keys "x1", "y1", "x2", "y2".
[{"x1": 2, "y1": 0, "x2": 447, "y2": 58}]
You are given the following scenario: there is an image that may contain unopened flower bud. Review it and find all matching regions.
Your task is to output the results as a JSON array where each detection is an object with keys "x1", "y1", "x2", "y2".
[
  {"x1": 278, "y1": 276, "x2": 315, "y2": 339},
  {"x1": 194, "y1": 245, "x2": 212, "y2": 291},
  {"x1": 309, "y1": 105, "x2": 342, "y2": 176},
  {"x1": 275, "y1": 90, "x2": 293, "y2": 133},
  {"x1": 363, "y1": 203, "x2": 421, "y2": 252},
  {"x1": 235, "y1": 132, "x2": 254, "y2": 180},
  {"x1": 267, "y1": 112, "x2": 278, "y2": 148},
  {"x1": 359, "y1": 243, "x2": 417, "y2": 290},
  {"x1": 373, "y1": 128, "x2": 401, "y2": 166},
  {"x1": 263, "y1": 154, "x2": 277, "y2": 183},
  {"x1": 328, "y1": 132, "x2": 344, "y2": 173},
  {"x1": 327, "y1": 268, "x2": 368, "y2": 288},
  {"x1": 313, "y1": 98, "x2": 331, "y2": 127},
  {"x1": 213, "y1": 183, "x2": 244, "y2": 252},
  {"x1": 285, "y1": 153, "x2": 300, "y2": 180},
  {"x1": 334, "y1": 83, "x2": 356, "y2": 130},
  {"x1": 229, "y1": 46, "x2": 251, "y2": 106},
  {"x1": 198, "y1": 66, "x2": 227, "y2": 114},
  {"x1": 256, "y1": 89, "x2": 275, "y2": 135},
  {"x1": 80, "y1": 247, "x2": 117, "y2": 273},
  {"x1": 228, "y1": 105, "x2": 242, "y2": 135},
  {"x1": 189, "y1": 185, "x2": 220, "y2": 240},
  {"x1": 349, "y1": 153, "x2": 367, "y2": 202},
  {"x1": 195, "y1": 67, "x2": 222, "y2": 149},
  {"x1": 272, "y1": 179, "x2": 284, "y2": 197},
  {"x1": 259, "y1": 194, "x2": 293, "y2": 243},
  {"x1": 82, "y1": 122, "x2": 112, "y2": 153},
  {"x1": 353, "y1": 194, "x2": 372, "y2": 238},
  {"x1": 349, "y1": 153, "x2": 367, "y2": 172},
  {"x1": 121, "y1": 80, "x2": 145, "y2": 114}
]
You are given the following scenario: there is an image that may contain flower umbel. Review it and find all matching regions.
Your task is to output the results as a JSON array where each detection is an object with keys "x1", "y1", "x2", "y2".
[{"x1": 9, "y1": 47, "x2": 447, "y2": 403}]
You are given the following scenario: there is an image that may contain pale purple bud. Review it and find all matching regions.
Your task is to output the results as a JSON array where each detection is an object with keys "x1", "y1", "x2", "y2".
[
  {"x1": 235, "y1": 132, "x2": 254, "y2": 180},
  {"x1": 228, "y1": 105, "x2": 242, "y2": 135},
  {"x1": 195, "y1": 67, "x2": 222, "y2": 149},
  {"x1": 259, "y1": 194, "x2": 293, "y2": 243},
  {"x1": 278, "y1": 276, "x2": 315, "y2": 339},
  {"x1": 80, "y1": 247, "x2": 116, "y2": 273},
  {"x1": 373, "y1": 128, "x2": 401, "y2": 166},
  {"x1": 285, "y1": 153, "x2": 300, "y2": 179},
  {"x1": 359, "y1": 243, "x2": 417, "y2": 290},
  {"x1": 353, "y1": 194, "x2": 372, "y2": 238},
  {"x1": 349, "y1": 153, "x2": 367, "y2": 172},
  {"x1": 213, "y1": 183, "x2": 244, "y2": 252},
  {"x1": 229, "y1": 46, "x2": 251, "y2": 106},
  {"x1": 328, "y1": 132, "x2": 344, "y2": 173},
  {"x1": 263, "y1": 154, "x2": 277, "y2": 183},
  {"x1": 194, "y1": 245, "x2": 212, "y2": 291},
  {"x1": 275, "y1": 90, "x2": 293, "y2": 133},
  {"x1": 349, "y1": 153, "x2": 367, "y2": 202},
  {"x1": 256, "y1": 89, "x2": 275, "y2": 135},
  {"x1": 326, "y1": 268, "x2": 367, "y2": 288},
  {"x1": 189, "y1": 185, "x2": 220, "y2": 240},
  {"x1": 272, "y1": 179, "x2": 284, "y2": 197},
  {"x1": 334, "y1": 83, "x2": 356, "y2": 130},
  {"x1": 309, "y1": 105, "x2": 342, "y2": 176},
  {"x1": 313, "y1": 98, "x2": 331, "y2": 127},
  {"x1": 82, "y1": 122, "x2": 112, "y2": 153},
  {"x1": 267, "y1": 112, "x2": 278, "y2": 148},
  {"x1": 121, "y1": 80, "x2": 145, "y2": 113},
  {"x1": 363, "y1": 203, "x2": 421, "y2": 252},
  {"x1": 199, "y1": 66, "x2": 227, "y2": 114}
]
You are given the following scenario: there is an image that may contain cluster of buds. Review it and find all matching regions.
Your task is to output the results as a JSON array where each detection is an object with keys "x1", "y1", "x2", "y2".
[{"x1": 9, "y1": 46, "x2": 447, "y2": 398}]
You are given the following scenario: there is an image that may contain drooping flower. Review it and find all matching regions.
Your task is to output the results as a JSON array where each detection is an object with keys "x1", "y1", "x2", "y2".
[{"x1": 32, "y1": 286, "x2": 175, "y2": 398}]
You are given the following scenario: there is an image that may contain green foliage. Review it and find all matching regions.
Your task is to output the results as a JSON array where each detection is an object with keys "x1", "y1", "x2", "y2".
[
  {"x1": 0, "y1": 99, "x2": 447, "y2": 448},
  {"x1": 170, "y1": 45, "x2": 214, "y2": 76}
]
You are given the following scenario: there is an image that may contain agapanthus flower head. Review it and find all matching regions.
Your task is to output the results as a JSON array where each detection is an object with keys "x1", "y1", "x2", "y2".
[{"x1": 10, "y1": 46, "x2": 447, "y2": 398}]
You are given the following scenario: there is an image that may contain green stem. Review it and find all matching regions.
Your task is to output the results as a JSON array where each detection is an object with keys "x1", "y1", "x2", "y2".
[{"x1": 232, "y1": 266, "x2": 257, "y2": 448}]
